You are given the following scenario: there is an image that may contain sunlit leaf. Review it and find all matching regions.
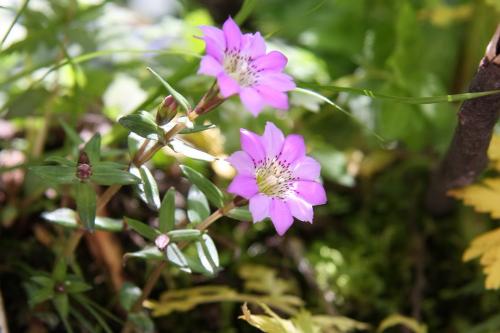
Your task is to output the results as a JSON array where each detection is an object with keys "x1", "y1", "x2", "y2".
[
  {"x1": 130, "y1": 165, "x2": 161, "y2": 210},
  {"x1": 42, "y1": 208, "x2": 123, "y2": 232},
  {"x1": 167, "y1": 229, "x2": 202, "y2": 242},
  {"x1": 165, "y1": 243, "x2": 191, "y2": 273},
  {"x1": 449, "y1": 178, "x2": 500, "y2": 219},
  {"x1": 463, "y1": 227, "x2": 500, "y2": 289},
  {"x1": 377, "y1": 314, "x2": 427, "y2": 333},
  {"x1": 119, "y1": 111, "x2": 160, "y2": 140},
  {"x1": 124, "y1": 247, "x2": 163, "y2": 261},
  {"x1": 168, "y1": 138, "x2": 216, "y2": 162},
  {"x1": 187, "y1": 185, "x2": 210, "y2": 225}
]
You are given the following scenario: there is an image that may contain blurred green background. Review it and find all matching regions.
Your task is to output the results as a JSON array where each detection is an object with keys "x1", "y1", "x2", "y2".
[{"x1": 2, "y1": 0, "x2": 500, "y2": 332}]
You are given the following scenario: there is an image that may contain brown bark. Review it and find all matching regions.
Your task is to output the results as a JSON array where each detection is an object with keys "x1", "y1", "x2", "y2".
[{"x1": 426, "y1": 25, "x2": 500, "y2": 215}]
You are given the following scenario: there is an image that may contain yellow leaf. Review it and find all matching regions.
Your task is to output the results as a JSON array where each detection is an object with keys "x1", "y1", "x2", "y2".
[
  {"x1": 463, "y1": 228, "x2": 500, "y2": 289},
  {"x1": 449, "y1": 178, "x2": 500, "y2": 219},
  {"x1": 238, "y1": 264, "x2": 297, "y2": 297},
  {"x1": 377, "y1": 314, "x2": 427, "y2": 333},
  {"x1": 418, "y1": 4, "x2": 471, "y2": 26},
  {"x1": 239, "y1": 303, "x2": 300, "y2": 333},
  {"x1": 488, "y1": 134, "x2": 500, "y2": 171}
]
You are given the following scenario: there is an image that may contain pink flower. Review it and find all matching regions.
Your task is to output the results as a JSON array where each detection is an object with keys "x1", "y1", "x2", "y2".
[
  {"x1": 197, "y1": 17, "x2": 296, "y2": 116},
  {"x1": 227, "y1": 122, "x2": 327, "y2": 235}
]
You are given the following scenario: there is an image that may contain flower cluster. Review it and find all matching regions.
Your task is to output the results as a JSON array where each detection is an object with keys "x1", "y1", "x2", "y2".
[
  {"x1": 198, "y1": 17, "x2": 295, "y2": 116},
  {"x1": 197, "y1": 18, "x2": 326, "y2": 235}
]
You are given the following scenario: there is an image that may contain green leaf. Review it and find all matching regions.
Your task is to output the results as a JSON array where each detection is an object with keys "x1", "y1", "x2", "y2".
[
  {"x1": 44, "y1": 156, "x2": 76, "y2": 167},
  {"x1": 91, "y1": 165, "x2": 141, "y2": 185},
  {"x1": 53, "y1": 293, "x2": 70, "y2": 320},
  {"x1": 75, "y1": 182, "x2": 96, "y2": 231},
  {"x1": 139, "y1": 165, "x2": 161, "y2": 210},
  {"x1": 169, "y1": 138, "x2": 216, "y2": 162},
  {"x1": 226, "y1": 206, "x2": 252, "y2": 221},
  {"x1": 83, "y1": 133, "x2": 101, "y2": 164},
  {"x1": 179, "y1": 123, "x2": 216, "y2": 134},
  {"x1": 119, "y1": 282, "x2": 141, "y2": 312},
  {"x1": 58, "y1": 119, "x2": 83, "y2": 145},
  {"x1": 147, "y1": 67, "x2": 191, "y2": 113},
  {"x1": 64, "y1": 277, "x2": 92, "y2": 294},
  {"x1": 187, "y1": 185, "x2": 210, "y2": 225},
  {"x1": 167, "y1": 229, "x2": 202, "y2": 242},
  {"x1": 30, "y1": 166, "x2": 77, "y2": 184},
  {"x1": 119, "y1": 111, "x2": 160, "y2": 140},
  {"x1": 378, "y1": 314, "x2": 427, "y2": 333},
  {"x1": 195, "y1": 234, "x2": 220, "y2": 275},
  {"x1": 125, "y1": 217, "x2": 158, "y2": 240},
  {"x1": 31, "y1": 276, "x2": 54, "y2": 288},
  {"x1": 124, "y1": 247, "x2": 163, "y2": 261},
  {"x1": 234, "y1": 0, "x2": 256, "y2": 24},
  {"x1": 165, "y1": 243, "x2": 191, "y2": 273},
  {"x1": 26, "y1": 283, "x2": 54, "y2": 306},
  {"x1": 180, "y1": 165, "x2": 224, "y2": 208},
  {"x1": 159, "y1": 187, "x2": 176, "y2": 233},
  {"x1": 42, "y1": 208, "x2": 123, "y2": 232},
  {"x1": 128, "y1": 312, "x2": 155, "y2": 333}
]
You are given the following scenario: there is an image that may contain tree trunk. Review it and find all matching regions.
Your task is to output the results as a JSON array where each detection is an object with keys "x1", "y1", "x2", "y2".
[{"x1": 426, "y1": 25, "x2": 500, "y2": 216}]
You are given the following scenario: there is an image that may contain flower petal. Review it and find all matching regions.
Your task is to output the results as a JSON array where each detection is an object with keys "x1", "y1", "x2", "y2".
[
  {"x1": 257, "y1": 86, "x2": 289, "y2": 110},
  {"x1": 246, "y1": 32, "x2": 266, "y2": 58},
  {"x1": 258, "y1": 72, "x2": 296, "y2": 92},
  {"x1": 253, "y1": 51, "x2": 288, "y2": 71},
  {"x1": 227, "y1": 175, "x2": 258, "y2": 199},
  {"x1": 223, "y1": 17, "x2": 242, "y2": 50},
  {"x1": 240, "y1": 128, "x2": 266, "y2": 163},
  {"x1": 261, "y1": 122, "x2": 284, "y2": 159},
  {"x1": 227, "y1": 151, "x2": 255, "y2": 176},
  {"x1": 287, "y1": 195, "x2": 313, "y2": 223},
  {"x1": 198, "y1": 55, "x2": 223, "y2": 77},
  {"x1": 269, "y1": 198, "x2": 294, "y2": 236},
  {"x1": 294, "y1": 180, "x2": 327, "y2": 205},
  {"x1": 249, "y1": 193, "x2": 271, "y2": 222},
  {"x1": 280, "y1": 134, "x2": 306, "y2": 163},
  {"x1": 204, "y1": 36, "x2": 224, "y2": 62},
  {"x1": 199, "y1": 26, "x2": 225, "y2": 50},
  {"x1": 217, "y1": 73, "x2": 240, "y2": 97},
  {"x1": 291, "y1": 156, "x2": 321, "y2": 180},
  {"x1": 240, "y1": 87, "x2": 265, "y2": 116}
]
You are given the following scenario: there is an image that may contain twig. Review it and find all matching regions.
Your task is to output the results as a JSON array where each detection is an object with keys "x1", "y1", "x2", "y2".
[
  {"x1": 426, "y1": 24, "x2": 500, "y2": 215},
  {"x1": 0, "y1": 289, "x2": 9, "y2": 333}
]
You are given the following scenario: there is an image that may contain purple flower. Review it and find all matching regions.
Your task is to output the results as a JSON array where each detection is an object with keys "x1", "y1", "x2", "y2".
[
  {"x1": 197, "y1": 17, "x2": 296, "y2": 116},
  {"x1": 227, "y1": 122, "x2": 327, "y2": 235}
]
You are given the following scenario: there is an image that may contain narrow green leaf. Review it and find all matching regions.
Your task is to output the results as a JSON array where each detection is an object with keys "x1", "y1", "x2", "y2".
[
  {"x1": 72, "y1": 294, "x2": 114, "y2": 333},
  {"x1": 64, "y1": 277, "x2": 92, "y2": 294},
  {"x1": 30, "y1": 165, "x2": 77, "y2": 184},
  {"x1": 83, "y1": 133, "x2": 101, "y2": 164},
  {"x1": 119, "y1": 282, "x2": 141, "y2": 311},
  {"x1": 124, "y1": 247, "x2": 163, "y2": 261},
  {"x1": 234, "y1": 0, "x2": 256, "y2": 24},
  {"x1": 187, "y1": 185, "x2": 210, "y2": 225},
  {"x1": 125, "y1": 217, "x2": 158, "y2": 240},
  {"x1": 167, "y1": 229, "x2": 202, "y2": 242},
  {"x1": 27, "y1": 284, "x2": 54, "y2": 306},
  {"x1": 179, "y1": 123, "x2": 216, "y2": 134},
  {"x1": 44, "y1": 156, "x2": 76, "y2": 167},
  {"x1": 75, "y1": 182, "x2": 96, "y2": 231},
  {"x1": 169, "y1": 138, "x2": 216, "y2": 162},
  {"x1": 195, "y1": 234, "x2": 219, "y2": 275},
  {"x1": 58, "y1": 119, "x2": 83, "y2": 145},
  {"x1": 53, "y1": 293, "x2": 69, "y2": 320},
  {"x1": 159, "y1": 187, "x2": 176, "y2": 233},
  {"x1": 91, "y1": 165, "x2": 141, "y2": 185},
  {"x1": 31, "y1": 276, "x2": 54, "y2": 288},
  {"x1": 180, "y1": 165, "x2": 224, "y2": 208},
  {"x1": 165, "y1": 243, "x2": 191, "y2": 273},
  {"x1": 119, "y1": 111, "x2": 160, "y2": 140},
  {"x1": 147, "y1": 67, "x2": 191, "y2": 113},
  {"x1": 94, "y1": 161, "x2": 128, "y2": 169},
  {"x1": 226, "y1": 206, "x2": 252, "y2": 221}
]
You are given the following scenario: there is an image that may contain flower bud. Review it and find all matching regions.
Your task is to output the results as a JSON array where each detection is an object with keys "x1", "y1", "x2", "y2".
[
  {"x1": 156, "y1": 95, "x2": 178, "y2": 125},
  {"x1": 155, "y1": 234, "x2": 170, "y2": 250},
  {"x1": 76, "y1": 151, "x2": 92, "y2": 180}
]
